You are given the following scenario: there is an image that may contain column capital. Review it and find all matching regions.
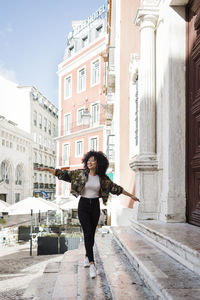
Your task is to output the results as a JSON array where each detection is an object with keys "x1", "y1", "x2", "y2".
[{"x1": 134, "y1": 9, "x2": 159, "y2": 29}]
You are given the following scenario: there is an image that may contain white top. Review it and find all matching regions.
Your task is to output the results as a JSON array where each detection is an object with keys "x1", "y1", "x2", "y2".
[{"x1": 81, "y1": 174, "x2": 100, "y2": 198}]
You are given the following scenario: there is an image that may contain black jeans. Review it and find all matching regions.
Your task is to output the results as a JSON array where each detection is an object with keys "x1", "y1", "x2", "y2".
[{"x1": 78, "y1": 197, "x2": 100, "y2": 262}]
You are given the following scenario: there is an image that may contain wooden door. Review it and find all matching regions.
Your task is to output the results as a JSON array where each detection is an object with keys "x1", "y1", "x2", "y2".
[{"x1": 186, "y1": 0, "x2": 200, "y2": 226}]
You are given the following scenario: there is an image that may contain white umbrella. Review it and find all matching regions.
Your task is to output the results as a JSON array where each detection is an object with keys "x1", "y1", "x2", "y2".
[
  {"x1": 8, "y1": 197, "x2": 59, "y2": 256},
  {"x1": 0, "y1": 199, "x2": 10, "y2": 212},
  {"x1": 60, "y1": 198, "x2": 78, "y2": 210},
  {"x1": 8, "y1": 197, "x2": 59, "y2": 215}
]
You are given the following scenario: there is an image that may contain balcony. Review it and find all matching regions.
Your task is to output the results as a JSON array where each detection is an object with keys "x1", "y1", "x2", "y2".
[
  {"x1": 44, "y1": 183, "x2": 49, "y2": 188},
  {"x1": 39, "y1": 183, "x2": 44, "y2": 188},
  {"x1": 34, "y1": 182, "x2": 39, "y2": 188},
  {"x1": 33, "y1": 163, "x2": 39, "y2": 169}
]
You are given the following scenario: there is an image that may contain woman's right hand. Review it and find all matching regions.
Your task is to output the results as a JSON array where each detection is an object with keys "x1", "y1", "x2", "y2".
[{"x1": 35, "y1": 167, "x2": 55, "y2": 174}]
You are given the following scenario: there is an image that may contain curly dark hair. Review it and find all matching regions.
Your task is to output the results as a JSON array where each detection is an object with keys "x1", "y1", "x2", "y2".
[{"x1": 82, "y1": 151, "x2": 109, "y2": 177}]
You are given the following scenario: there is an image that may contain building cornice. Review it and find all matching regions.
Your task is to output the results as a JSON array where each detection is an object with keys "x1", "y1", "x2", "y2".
[
  {"x1": 57, "y1": 38, "x2": 106, "y2": 77},
  {"x1": 134, "y1": 8, "x2": 160, "y2": 26},
  {"x1": 55, "y1": 125, "x2": 105, "y2": 141}
]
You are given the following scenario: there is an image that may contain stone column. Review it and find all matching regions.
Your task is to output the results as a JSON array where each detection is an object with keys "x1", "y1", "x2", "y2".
[{"x1": 130, "y1": 10, "x2": 159, "y2": 220}]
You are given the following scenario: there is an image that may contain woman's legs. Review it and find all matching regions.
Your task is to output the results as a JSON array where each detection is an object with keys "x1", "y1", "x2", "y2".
[{"x1": 78, "y1": 197, "x2": 100, "y2": 263}]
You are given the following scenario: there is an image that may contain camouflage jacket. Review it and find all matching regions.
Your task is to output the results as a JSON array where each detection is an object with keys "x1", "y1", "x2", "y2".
[{"x1": 55, "y1": 168, "x2": 123, "y2": 204}]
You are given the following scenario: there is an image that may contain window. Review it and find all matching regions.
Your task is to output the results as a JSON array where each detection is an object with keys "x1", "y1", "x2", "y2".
[
  {"x1": 44, "y1": 174, "x2": 47, "y2": 184},
  {"x1": 0, "y1": 161, "x2": 9, "y2": 183},
  {"x1": 15, "y1": 193, "x2": 20, "y2": 203},
  {"x1": 49, "y1": 175, "x2": 52, "y2": 184},
  {"x1": 39, "y1": 134, "x2": 42, "y2": 145},
  {"x1": 49, "y1": 157, "x2": 51, "y2": 167},
  {"x1": 15, "y1": 165, "x2": 23, "y2": 185},
  {"x1": 63, "y1": 144, "x2": 70, "y2": 165},
  {"x1": 89, "y1": 137, "x2": 98, "y2": 151},
  {"x1": 91, "y1": 60, "x2": 100, "y2": 85},
  {"x1": 96, "y1": 25, "x2": 103, "y2": 38},
  {"x1": 77, "y1": 108, "x2": 85, "y2": 125},
  {"x1": 33, "y1": 111, "x2": 37, "y2": 126},
  {"x1": 75, "y1": 140, "x2": 83, "y2": 157},
  {"x1": 82, "y1": 36, "x2": 88, "y2": 47},
  {"x1": 44, "y1": 155, "x2": 47, "y2": 166},
  {"x1": 64, "y1": 75, "x2": 72, "y2": 99},
  {"x1": 91, "y1": 103, "x2": 100, "y2": 126},
  {"x1": 53, "y1": 124, "x2": 56, "y2": 137},
  {"x1": 64, "y1": 114, "x2": 71, "y2": 134},
  {"x1": 69, "y1": 45, "x2": 74, "y2": 57},
  {"x1": 34, "y1": 173, "x2": 37, "y2": 183},
  {"x1": 39, "y1": 114, "x2": 42, "y2": 129},
  {"x1": 34, "y1": 152, "x2": 37, "y2": 163},
  {"x1": 44, "y1": 118, "x2": 47, "y2": 132},
  {"x1": 48, "y1": 121, "x2": 51, "y2": 135},
  {"x1": 39, "y1": 174, "x2": 42, "y2": 183},
  {"x1": 39, "y1": 153, "x2": 42, "y2": 164},
  {"x1": 78, "y1": 68, "x2": 86, "y2": 92}
]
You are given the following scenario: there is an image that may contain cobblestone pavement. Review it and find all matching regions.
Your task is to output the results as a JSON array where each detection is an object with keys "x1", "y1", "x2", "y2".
[{"x1": 0, "y1": 243, "x2": 62, "y2": 300}]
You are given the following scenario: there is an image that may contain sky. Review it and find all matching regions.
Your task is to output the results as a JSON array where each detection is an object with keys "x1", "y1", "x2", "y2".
[{"x1": 0, "y1": 0, "x2": 106, "y2": 107}]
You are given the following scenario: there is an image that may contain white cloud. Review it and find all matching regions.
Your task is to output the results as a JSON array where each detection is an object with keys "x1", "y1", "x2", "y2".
[{"x1": 0, "y1": 64, "x2": 17, "y2": 83}]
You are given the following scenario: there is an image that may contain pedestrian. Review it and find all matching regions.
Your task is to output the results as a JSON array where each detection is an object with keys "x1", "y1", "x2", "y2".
[{"x1": 37, "y1": 150, "x2": 139, "y2": 278}]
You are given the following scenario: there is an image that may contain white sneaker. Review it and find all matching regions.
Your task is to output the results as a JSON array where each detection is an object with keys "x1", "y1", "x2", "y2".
[
  {"x1": 90, "y1": 264, "x2": 96, "y2": 279},
  {"x1": 84, "y1": 256, "x2": 90, "y2": 268}
]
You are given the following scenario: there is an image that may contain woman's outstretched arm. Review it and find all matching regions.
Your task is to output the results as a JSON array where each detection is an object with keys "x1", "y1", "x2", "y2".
[
  {"x1": 36, "y1": 167, "x2": 55, "y2": 175},
  {"x1": 122, "y1": 189, "x2": 140, "y2": 202}
]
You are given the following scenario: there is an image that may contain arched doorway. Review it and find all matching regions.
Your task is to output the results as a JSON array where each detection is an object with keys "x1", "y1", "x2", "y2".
[{"x1": 186, "y1": 0, "x2": 200, "y2": 226}]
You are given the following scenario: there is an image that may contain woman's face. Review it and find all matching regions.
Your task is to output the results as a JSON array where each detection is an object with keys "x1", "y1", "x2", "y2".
[{"x1": 87, "y1": 156, "x2": 97, "y2": 171}]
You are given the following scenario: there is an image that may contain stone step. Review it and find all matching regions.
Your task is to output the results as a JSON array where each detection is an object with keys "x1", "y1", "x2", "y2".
[
  {"x1": 111, "y1": 226, "x2": 200, "y2": 300},
  {"x1": 95, "y1": 232, "x2": 155, "y2": 300},
  {"x1": 131, "y1": 220, "x2": 200, "y2": 276},
  {"x1": 52, "y1": 242, "x2": 106, "y2": 300}
]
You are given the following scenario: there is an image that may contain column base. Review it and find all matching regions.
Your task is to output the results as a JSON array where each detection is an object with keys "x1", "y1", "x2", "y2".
[{"x1": 130, "y1": 155, "x2": 159, "y2": 221}]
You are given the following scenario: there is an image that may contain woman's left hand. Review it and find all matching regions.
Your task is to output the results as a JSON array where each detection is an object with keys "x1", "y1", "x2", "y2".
[{"x1": 131, "y1": 195, "x2": 140, "y2": 202}]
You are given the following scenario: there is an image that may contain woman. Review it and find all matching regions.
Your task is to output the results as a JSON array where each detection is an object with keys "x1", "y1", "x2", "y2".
[{"x1": 38, "y1": 151, "x2": 139, "y2": 279}]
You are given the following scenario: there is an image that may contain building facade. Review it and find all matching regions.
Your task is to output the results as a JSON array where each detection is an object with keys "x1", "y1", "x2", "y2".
[
  {"x1": 106, "y1": 0, "x2": 140, "y2": 225},
  {"x1": 0, "y1": 76, "x2": 58, "y2": 201},
  {"x1": 107, "y1": 0, "x2": 200, "y2": 228},
  {"x1": 56, "y1": 5, "x2": 111, "y2": 201},
  {"x1": 0, "y1": 116, "x2": 32, "y2": 204}
]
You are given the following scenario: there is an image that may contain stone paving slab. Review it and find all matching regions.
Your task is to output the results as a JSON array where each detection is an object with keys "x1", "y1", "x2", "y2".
[
  {"x1": 111, "y1": 226, "x2": 200, "y2": 300},
  {"x1": 131, "y1": 220, "x2": 200, "y2": 275},
  {"x1": 95, "y1": 233, "x2": 154, "y2": 300}
]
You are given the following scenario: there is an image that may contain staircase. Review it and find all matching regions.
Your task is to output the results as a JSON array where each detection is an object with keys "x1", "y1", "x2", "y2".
[
  {"x1": 111, "y1": 221, "x2": 200, "y2": 300},
  {"x1": 27, "y1": 221, "x2": 200, "y2": 300}
]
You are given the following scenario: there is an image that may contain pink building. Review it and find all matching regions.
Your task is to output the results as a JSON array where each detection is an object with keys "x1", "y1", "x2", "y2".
[{"x1": 56, "y1": 5, "x2": 109, "y2": 199}]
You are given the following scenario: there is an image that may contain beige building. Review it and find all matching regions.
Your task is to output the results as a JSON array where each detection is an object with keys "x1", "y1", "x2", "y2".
[
  {"x1": 0, "y1": 76, "x2": 58, "y2": 201},
  {"x1": 0, "y1": 116, "x2": 32, "y2": 204}
]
